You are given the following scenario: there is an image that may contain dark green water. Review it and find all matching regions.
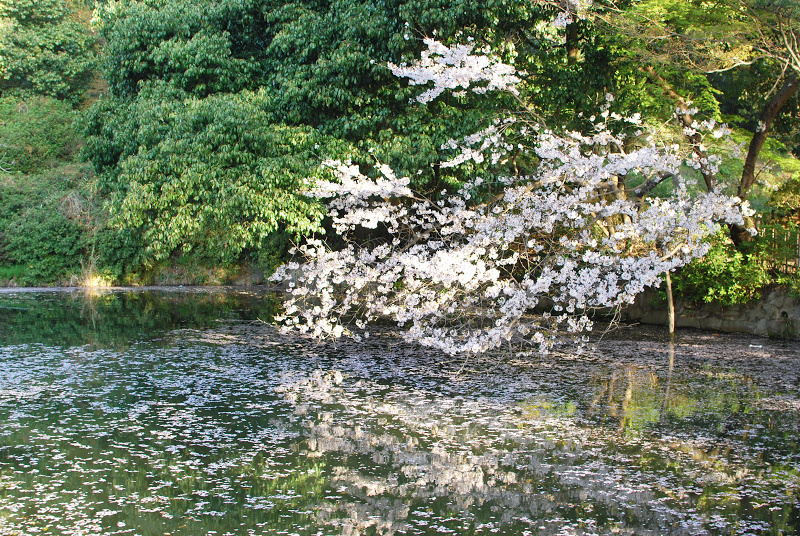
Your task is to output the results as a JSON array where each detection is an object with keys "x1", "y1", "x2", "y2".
[{"x1": 0, "y1": 288, "x2": 799, "y2": 535}]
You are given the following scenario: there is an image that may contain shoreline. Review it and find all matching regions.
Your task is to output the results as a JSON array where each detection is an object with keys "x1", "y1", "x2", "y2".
[{"x1": 1, "y1": 284, "x2": 798, "y2": 340}]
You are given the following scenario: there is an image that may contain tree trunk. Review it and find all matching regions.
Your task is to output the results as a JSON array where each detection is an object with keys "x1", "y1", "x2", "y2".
[
  {"x1": 739, "y1": 73, "x2": 799, "y2": 198},
  {"x1": 732, "y1": 72, "x2": 799, "y2": 247},
  {"x1": 665, "y1": 270, "x2": 675, "y2": 336},
  {"x1": 566, "y1": 21, "x2": 580, "y2": 64}
]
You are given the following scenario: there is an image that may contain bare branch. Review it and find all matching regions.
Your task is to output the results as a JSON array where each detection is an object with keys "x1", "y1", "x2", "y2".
[
  {"x1": 631, "y1": 173, "x2": 675, "y2": 200},
  {"x1": 638, "y1": 65, "x2": 716, "y2": 191}
]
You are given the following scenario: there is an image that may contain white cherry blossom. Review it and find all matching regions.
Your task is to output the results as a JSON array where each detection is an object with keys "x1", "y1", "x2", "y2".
[
  {"x1": 272, "y1": 38, "x2": 750, "y2": 356},
  {"x1": 388, "y1": 38, "x2": 520, "y2": 104}
]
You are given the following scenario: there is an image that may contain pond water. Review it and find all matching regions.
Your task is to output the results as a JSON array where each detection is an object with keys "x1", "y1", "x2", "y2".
[{"x1": 0, "y1": 288, "x2": 799, "y2": 536}]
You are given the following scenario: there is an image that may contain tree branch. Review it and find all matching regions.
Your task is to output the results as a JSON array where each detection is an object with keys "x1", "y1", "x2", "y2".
[
  {"x1": 631, "y1": 172, "x2": 675, "y2": 200},
  {"x1": 639, "y1": 65, "x2": 716, "y2": 192}
]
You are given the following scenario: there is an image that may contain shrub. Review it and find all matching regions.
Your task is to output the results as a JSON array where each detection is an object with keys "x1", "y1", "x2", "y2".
[
  {"x1": 253, "y1": 230, "x2": 291, "y2": 277},
  {"x1": 5, "y1": 202, "x2": 85, "y2": 284},
  {"x1": 88, "y1": 225, "x2": 141, "y2": 282},
  {"x1": 671, "y1": 232, "x2": 771, "y2": 306},
  {"x1": 0, "y1": 96, "x2": 80, "y2": 173}
]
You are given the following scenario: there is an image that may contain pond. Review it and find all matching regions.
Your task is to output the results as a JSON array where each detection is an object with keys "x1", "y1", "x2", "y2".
[{"x1": 0, "y1": 288, "x2": 799, "y2": 535}]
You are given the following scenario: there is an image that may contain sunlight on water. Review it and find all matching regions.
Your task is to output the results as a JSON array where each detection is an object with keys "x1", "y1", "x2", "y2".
[{"x1": 0, "y1": 289, "x2": 798, "y2": 535}]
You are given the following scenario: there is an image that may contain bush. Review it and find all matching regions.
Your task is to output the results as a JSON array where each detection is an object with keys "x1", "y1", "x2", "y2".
[
  {"x1": 0, "y1": 98, "x2": 88, "y2": 285},
  {"x1": 672, "y1": 232, "x2": 771, "y2": 306},
  {"x1": 0, "y1": 264, "x2": 25, "y2": 282},
  {"x1": 6, "y1": 202, "x2": 85, "y2": 284},
  {"x1": 0, "y1": 96, "x2": 80, "y2": 173},
  {"x1": 0, "y1": 164, "x2": 96, "y2": 286},
  {"x1": 88, "y1": 225, "x2": 141, "y2": 282}
]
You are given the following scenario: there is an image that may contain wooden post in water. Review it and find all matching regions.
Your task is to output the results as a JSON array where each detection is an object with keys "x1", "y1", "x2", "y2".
[
  {"x1": 665, "y1": 270, "x2": 675, "y2": 337},
  {"x1": 661, "y1": 271, "x2": 677, "y2": 422}
]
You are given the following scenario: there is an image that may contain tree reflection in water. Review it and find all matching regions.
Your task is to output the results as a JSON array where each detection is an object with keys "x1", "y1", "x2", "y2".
[
  {"x1": 270, "y1": 326, "x2": 800, "y2": 535},
  {"x1": 0, "y1": 291, "x2": 798, "y2": 535}
]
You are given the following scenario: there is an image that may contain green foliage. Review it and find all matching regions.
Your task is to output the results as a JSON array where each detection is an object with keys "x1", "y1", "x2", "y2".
[
  {"x1": 712, "y1": 59, "x2": 800, "y2": 168},
  {"x1": 0, "y1": 89, "x2": 93, "y2": 286},
  {"x1": 87, "y1": 88, "x2": 339, "y2": 266},
  {"x1": 253, "y1": 229, "x2": 291, "y2": 277},
  {"x1": 601, "y1": 0, "x2": 754, "y2": 72},
  {"x1": 90, "y1": 0, "x2": 539, "y2": 183},
  {"x1": 601, "y1": 0, "x2": 800, "y2": 184},
  {"x1": 0, "y1": 2, "x2": 102, "y2": 286},
  {"x1": 80, "y1": 0, "x2": 800, "y2": 286},
  {"x1": 515, "y1": 10, "x2": 644, "y2": 128},
  {"x1": 0, "y1": 0, "x2": 98, "y2": 103},
  {"x1": 0, "y1": 123, "x2": 98, "y2": 287},
  {"x1": 672, "y1": 232, "x2": 771, "y2": 306},
  {"x1": 768, "y1": 174, "x2": 800, "y2": 218},
  {"x1": 0, "y1": 264, "x2": 23, "y2": 281},
  {"x1": 86, "y1": 225, "x2": 139, "y2": 282},
  {"x1": 0, "y1": 96, "x2": 80, "y2": 173},
  {"x1": 755, "y1": 220, "x2": 800, "y2": 280},
  {"x1": 5, "y1": 200, "x2": 85, "y2": 284},
  {"x1": 85, "y1": 0, "x2": 549, "y2": 271},
  {"x1": 95, "y1": 0, "x2": 264, "y2": 99}
]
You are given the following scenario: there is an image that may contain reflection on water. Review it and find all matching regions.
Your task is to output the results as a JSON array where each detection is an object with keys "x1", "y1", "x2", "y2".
[
  {"x1": 0, "y1": 290, "x2": 798, "y2": 535},
  {"x1": 0, "y1": 287, "x2": 278, "y2": 347}
]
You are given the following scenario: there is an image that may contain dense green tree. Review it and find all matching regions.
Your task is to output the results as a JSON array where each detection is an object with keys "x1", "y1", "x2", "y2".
[
  {"x1": 92, "y1": 87, "x2": 338, "y2": 265},
  {"x1": 0, "y1": 0, "x2": 98, "y2": 102},
  {"x1": 85, "y1": 0, "x2": 553, "y2": 268}
]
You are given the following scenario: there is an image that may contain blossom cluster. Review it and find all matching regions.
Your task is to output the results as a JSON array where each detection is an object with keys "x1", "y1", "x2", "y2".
[
  {"x1": 271, "y1": 39, "x2": 750, "y2": 356},
  {"x1": 388, "y1": 38, "x2": 520, "y2": 104}
]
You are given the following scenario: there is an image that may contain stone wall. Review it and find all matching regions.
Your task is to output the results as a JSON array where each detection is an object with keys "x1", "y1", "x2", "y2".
[{"x1": 621, "y1": 287, "x2": 800, "y2": 340}]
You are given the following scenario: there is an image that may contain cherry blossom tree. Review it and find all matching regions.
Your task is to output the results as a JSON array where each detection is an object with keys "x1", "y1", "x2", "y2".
[{"x1": 271, "y1": 38, "x2": 752, "y2": 356}]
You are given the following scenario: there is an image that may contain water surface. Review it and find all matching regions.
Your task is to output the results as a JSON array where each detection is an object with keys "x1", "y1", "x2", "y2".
[{"x1": 0, "y1": 289, "x2": 798, "y2": 535}]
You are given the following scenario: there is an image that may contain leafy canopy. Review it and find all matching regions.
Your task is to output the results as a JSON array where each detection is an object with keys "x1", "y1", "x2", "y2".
[
  {"x1": 85, "y1": 0, "x2": 555, "y2": 267},
  {"x1": 0, "y1": 0, "x2": 98, "y2": 102}
]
